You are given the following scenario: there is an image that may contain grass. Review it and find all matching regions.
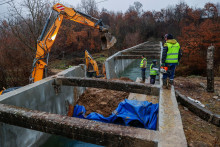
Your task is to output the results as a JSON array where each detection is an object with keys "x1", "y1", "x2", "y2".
[
  {"x1": 93, "y1": 56, "x2": 106, "y2": 63},
  {"x1": 49, "y1": 59, "x2": 68, "y2": 69}
]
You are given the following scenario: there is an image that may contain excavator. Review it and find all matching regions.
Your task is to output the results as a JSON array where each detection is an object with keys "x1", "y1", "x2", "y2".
[
  {"x1": 30, "y1": 3, "x2": 116, "y2": 83},
  {"x1": 1, "y1": 3, "x2": 116, "y2": 95},
  {"x1": 85, "y1": 50, "x2": 106, "y2": 78},
  {"x1": 0, "y1": 90, "x2": 3, "y2": 95}
]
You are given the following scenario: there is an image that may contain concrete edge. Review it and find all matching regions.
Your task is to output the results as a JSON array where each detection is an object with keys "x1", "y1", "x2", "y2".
[
  {"x1": 0, "y1": 103, "x2": 159, "y2": 146},
  {"x1": 0, "y1": 64, "x2": 85, "y2": 101},
  {"x1": 55, "y1": 77, "x2": 160, "y2": 96},
  {"x1": 105, "y1": 41, "x2": 149, "y2": 61},
  {"x1": 175, "y1": 90, "x2": 220, "y2": 127},
  {"x1": 0, "y1": 77, "x2": 53, "y2": 101}
]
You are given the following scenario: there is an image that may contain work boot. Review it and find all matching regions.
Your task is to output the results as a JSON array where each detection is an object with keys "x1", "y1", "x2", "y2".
[
  {"x1": 162, "y1": 79, "x2": 167, "y2": 89},
  {"x1": 169, "y1": 80, "x2": 174, "y2": 85},
  {"x1": 167, "y1": 79, "x2": 173, "y2": 90}
]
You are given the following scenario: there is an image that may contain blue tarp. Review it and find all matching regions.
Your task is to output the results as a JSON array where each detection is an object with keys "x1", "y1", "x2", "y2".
[
  {"x1": 2, "y1": 87, "x2": 21, "y2": 95},
  {"x1": 73, "y1": 99, "x2": 158, "y2": 130}
]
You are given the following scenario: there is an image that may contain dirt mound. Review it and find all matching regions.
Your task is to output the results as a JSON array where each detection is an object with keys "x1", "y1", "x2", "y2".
[
  {"x1": 111, "y1": 77, "x2": 134, "y2": 82},
  {"x1": 76, "y1": 77, "x2": 132, "y2": 117}
]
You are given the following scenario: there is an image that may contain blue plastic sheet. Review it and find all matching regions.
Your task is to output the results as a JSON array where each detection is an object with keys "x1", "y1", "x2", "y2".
[
  {"x1": 2, "y1": 87, "x2": 21, "y2": 95},
  {"x1": 73, "y1": 99, "x2": 158, "y2": 130}
]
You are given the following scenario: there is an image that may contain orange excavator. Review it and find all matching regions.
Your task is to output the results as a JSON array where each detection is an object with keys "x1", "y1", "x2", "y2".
[
  {"x1": 30, "y1": 3, "x2": 116, "y2": 83},
  {"x1": 85, "y1": 50, "x2": 106, "y2": 78},
  {"x1": 1, "y1": 3, "x2": 116, "y2": 95}
]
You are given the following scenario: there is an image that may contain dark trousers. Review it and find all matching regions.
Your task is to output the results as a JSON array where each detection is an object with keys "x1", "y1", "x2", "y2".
[
  {"x1": 150, "y1": 75, "x2": 156, "y2": 84},
  {"x1": 162, "y1": 63, "x2": 177, "y2": 81},
  {"x1": 141, "y1": 68, "x2": 146, "y2": 82}
]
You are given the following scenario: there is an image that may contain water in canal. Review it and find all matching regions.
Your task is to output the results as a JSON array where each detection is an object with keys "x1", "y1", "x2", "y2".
[
  {"x1": 40, "y1": 135, "x2": 102, "y2": 147},
  {"x1": 41, "y1": 58, "x2": 159, "y2": 147},
  {"x1": 118, "y1": 59, "x2": 159, "y2": 81}
]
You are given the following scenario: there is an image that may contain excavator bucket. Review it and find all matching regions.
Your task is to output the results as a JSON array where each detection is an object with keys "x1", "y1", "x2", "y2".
[{"x1": 101, "y1": 32, "x2": 117, "y2": 50}]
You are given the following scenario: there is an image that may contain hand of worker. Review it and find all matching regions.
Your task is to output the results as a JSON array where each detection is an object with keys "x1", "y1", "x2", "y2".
[{"x1": 161, "y1": 63, "x2": 165, "y2": 67}]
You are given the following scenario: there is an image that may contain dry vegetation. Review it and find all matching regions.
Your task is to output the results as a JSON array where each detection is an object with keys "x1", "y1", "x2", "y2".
[{"x1": 1, "y1": 0, "x2": 220, "y2": 89}]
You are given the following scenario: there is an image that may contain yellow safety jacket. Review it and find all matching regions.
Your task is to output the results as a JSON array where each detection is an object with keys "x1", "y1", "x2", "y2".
[
  {"x1": 140, "y1": 58, "x2": 147, "y2": 68},
  {"x1": 165, "y1": 40, "x2": 180, "y2": 63},
  {"x1": 150, "y1": 64, "x2": 157, "y2": 75}
]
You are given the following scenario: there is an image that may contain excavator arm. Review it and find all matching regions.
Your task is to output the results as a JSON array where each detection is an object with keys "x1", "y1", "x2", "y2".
[{"x1": 30, "y1": 3, "x2": 116, "y2": 83}]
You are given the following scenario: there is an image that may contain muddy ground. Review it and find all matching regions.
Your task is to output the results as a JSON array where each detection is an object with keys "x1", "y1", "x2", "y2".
[
  {"x1": 175, "y1": 76, "x2": 220, "y2": 147},
  {"x1": 175, "y1": 76, "x2": 220, "y2": 114}
]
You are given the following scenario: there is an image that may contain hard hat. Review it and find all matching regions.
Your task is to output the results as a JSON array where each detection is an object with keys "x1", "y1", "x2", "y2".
[{"x1": 164, "y1": 34, "x2": 173, "y2": 39}]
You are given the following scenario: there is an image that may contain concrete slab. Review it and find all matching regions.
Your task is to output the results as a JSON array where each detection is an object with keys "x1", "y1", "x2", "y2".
[
  {"x1": 0, "y1": 103, "x2": 159, "y2": 146},
  {"x1": 158, "y1": 82, "x2": 187, "y2": 147},
  {"x1": 55, "y1": 77, "x2": 160, "y2": 96}
]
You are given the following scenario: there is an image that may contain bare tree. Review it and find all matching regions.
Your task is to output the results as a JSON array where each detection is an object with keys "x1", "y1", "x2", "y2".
[
  {"x1": 77, "y1": 0, "x2": 99, "y2": 16},
  {"x1": 7, "y1": 0, "x2": 52, "y2": 54},
  {"x1": 128, "y1": 1, "x2": 143, "y2": 16}
]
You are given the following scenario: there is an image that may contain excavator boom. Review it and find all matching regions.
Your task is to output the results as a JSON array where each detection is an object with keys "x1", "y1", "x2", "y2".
[{"x1": 30, "y1": 3, "x2": 116, "y2": 83}]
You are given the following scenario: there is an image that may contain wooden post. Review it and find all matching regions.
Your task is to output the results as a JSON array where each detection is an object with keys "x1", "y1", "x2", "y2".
[{"x1": 207, "y1": 45, "x2": 214, "y2": 92}]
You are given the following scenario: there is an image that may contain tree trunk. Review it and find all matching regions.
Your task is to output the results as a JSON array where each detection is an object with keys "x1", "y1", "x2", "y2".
[{"x1": 207, "y1": 45, "x2": 214, "y2": 92}]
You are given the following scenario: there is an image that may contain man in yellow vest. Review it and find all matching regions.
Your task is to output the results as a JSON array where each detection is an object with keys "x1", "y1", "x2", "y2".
[
  {"x1": 161, "y1": 34, "x2": 182, "y2": 87},
  {"x1": 140, "y1": 55, "x2": 147, "y2": 83}
]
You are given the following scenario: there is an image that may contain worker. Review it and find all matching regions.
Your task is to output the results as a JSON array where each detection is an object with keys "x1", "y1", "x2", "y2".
[
  {"x1": 150, "y1": 60, "x2": 158, "y2": 84},
  {"x1": 140, "y1": 55, "x2": 147, "y2": 83},
  {"x1": 161, "y1": 34, "x2": 182, "y2": 87}
]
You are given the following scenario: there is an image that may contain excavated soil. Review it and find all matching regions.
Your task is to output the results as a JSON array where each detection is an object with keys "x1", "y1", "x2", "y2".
[
  {"x1": 175, "y1": 76, "x2": 220, "y2": 146},
  {"x1": 76, "y1": 77, "x2": 133, "y2": 117}
]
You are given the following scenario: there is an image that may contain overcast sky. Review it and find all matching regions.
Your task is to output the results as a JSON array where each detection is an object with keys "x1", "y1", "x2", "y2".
[
  {"x1": 0, "y1": 0, "x2": 219, "y2": 19},
  {"x1": 70, "y1": 0, "x2": 220, "y2": 12}
]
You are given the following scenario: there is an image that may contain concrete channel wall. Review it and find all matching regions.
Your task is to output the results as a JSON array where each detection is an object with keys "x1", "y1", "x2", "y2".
[
  {"x1": 0, "y1": 65, "x2": 86, "y2": 147},
  {"x1": 105, "y1": 41, "x2": 161, "y2": 79},
  {"x1": 105, "y1": 42, "x2": 148, "y2": 79},
  {"x1": 0, "y1": 41, "x2": 187, "y2": 147}
]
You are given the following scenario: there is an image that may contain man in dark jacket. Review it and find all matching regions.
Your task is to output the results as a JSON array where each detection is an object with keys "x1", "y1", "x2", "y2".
[
  {"x1": 150, "y1": 60, "x2": 158, "y2": 84},
  {"x1": 161, "y1": 34, "x2": 182, "y2": 88}
]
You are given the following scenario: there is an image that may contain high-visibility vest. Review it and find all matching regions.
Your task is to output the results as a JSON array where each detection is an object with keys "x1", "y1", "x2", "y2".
[
  {"x1": 150, "y1": 63, "x2": 157, "y2": 75},
  {"x1": 165, "y1": 42, "x2": 180, "y2": 63},
  {"x1": 140, "y1": 58, "x2": 147, "y2": 68}
]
